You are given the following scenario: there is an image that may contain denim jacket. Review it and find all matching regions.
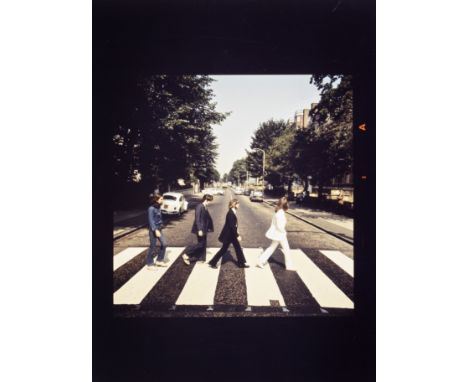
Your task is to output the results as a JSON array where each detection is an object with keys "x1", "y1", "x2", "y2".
[{"x1": 148, "y1": 205, "x2": 163, "y2": 231}]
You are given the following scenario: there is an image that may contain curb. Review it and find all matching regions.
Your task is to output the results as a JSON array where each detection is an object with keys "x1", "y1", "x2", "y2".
[
  {"x1": 113, "y1": 224, "x2": 147, "y2": 241},
  {"x1": 263, "y1": 201, "x2": 354, "y2": 246}
]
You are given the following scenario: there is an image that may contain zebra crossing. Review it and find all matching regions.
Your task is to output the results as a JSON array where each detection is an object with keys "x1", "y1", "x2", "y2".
[{"x1": 113, "y1": 245, "x2": 354, "y2": 315}]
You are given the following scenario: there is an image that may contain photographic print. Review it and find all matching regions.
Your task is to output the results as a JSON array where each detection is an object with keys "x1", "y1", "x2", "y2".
[
  {"x1": 112, "y1": 74, "x2": 354, "y2": 318},
  {"x1": 93, "y1": 1, "x2": 375, "y2": 381}
]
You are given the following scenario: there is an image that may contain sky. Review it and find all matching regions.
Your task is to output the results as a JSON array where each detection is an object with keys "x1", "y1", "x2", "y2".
[{"x1": 210, "y1": 75, "x2": 321, "y2": 177}]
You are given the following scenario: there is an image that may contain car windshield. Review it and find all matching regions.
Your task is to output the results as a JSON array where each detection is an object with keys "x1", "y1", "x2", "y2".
[{"x1": 163, "y1": 195, "x2": 177, "y2": 201}]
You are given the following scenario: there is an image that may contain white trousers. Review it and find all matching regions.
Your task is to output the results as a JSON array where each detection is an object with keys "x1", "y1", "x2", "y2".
[{"x1": 258, "y1": 238, "x2": 294, "y2": 269}]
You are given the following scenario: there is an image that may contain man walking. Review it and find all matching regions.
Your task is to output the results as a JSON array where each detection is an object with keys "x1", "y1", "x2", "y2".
[
  {"x1": 182, "y1": 194, "x2": 214, "y2": 265},
  {"x1": 207, "y1": 199, "x2": 249, "y2": 269}
]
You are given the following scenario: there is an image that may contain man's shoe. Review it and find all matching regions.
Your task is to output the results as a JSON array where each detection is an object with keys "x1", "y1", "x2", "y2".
[
  {"x1": 155, "y1": 261, "x2": 168, "y2": 267},
  {"x1": 256, "y1": 262, "x2": 265, "y2": 269},
  {"x1": 238, "y1": 263, "x2": 250, "y2": 268},
  {"x1": 182, "y1": 254, "x2": 190, "y2": 265},
  {"x1": 207, "y1": 263, "x2": 218, "y2": 269},
  {"x1": 146, "y1": 265, "x2": 157, "y2": 271}
]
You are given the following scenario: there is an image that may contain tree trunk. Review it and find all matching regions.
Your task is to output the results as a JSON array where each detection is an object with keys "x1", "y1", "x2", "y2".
[{"x1": 287, "y1": 179, "x2": 293, "y2": 194}]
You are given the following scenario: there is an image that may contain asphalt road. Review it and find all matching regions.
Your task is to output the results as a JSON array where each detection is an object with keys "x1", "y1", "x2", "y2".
[{"x1": 113, "y1": 189, "x2": 354, "y2": 317}]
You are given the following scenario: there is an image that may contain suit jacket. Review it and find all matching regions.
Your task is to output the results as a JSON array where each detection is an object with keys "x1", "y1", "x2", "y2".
[
  {"x1": 218, "y1": 209, "x2": 239, "y2": 243},
  {"x1": 265, "y1": 209, "x2": 287, "y2": 241},
  {"x1": 191, "y1": 203, "x2": 214, "y2": 234}
]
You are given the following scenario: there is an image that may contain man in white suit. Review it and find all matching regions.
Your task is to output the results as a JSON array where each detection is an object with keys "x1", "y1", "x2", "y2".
[{"x1": 257, "y1": 196, "x2": 296, "y2": 271}]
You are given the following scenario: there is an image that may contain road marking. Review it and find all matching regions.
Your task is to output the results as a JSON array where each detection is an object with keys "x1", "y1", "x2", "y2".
[
  {"x1": 319, "y1": 250, "x2": 354, "y2": 277},
  {"x1": 243, "y1": 248, "x2": 286, "y2": 307},
  {"x1": 113, "y1": 247, "x2": 147, "y2": 271},
  {"x1": 176, "y1": 248, "x2": 221, "y2": 306},
  {"x1": 289, "y1": 249, "x2": 353, "y2": 309},
  {"x1": 113, "y1": 247, "x2": 184, "y2": 305}
]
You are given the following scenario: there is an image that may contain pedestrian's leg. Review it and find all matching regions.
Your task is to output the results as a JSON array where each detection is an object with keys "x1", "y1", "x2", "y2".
[
  {"x1": 156, "y1": 232, "x2": 167, "y2": 262},
  {"x1": 258, "y1": 240, "x2": 279, "y2": 265},
  {"x1": 188, "y1": 235, "x2": 205, "y2": 262},
  {"x1": 147, "y1": 230, "x2": 156, "y2": 266},
  {"x1": 199, "y1": 235, "x2": 208, "y2": 262},
  {"x1": 208, "y1": 242, "x2": 229, "y2": 266},
  {"x1": 185, "y1": 235, "x2": 201, "y2": 259},
  {"x1": 232, "y1": 238, "x2": 247, "y2": 265},
  {"x1": 280, "y1": 238, "x2": 295, "y2": 270}
]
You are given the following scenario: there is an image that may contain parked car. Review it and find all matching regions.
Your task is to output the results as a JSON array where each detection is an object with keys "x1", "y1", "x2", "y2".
[
  {"x1": 234, "y1": 187, "x2": 243, "y2": 195},
  {"x1": 296, "y1": 192, "x2": 306, "y2": 204},
  {"x1": 250, "y1": 191, "x2": 264, "y2": 202},
  {"x1": 244, "y1": 189, "x2": 251, "y2": 196},
  {"x1": 161, "y1": 192, "x2": 188, "y2": 215}
]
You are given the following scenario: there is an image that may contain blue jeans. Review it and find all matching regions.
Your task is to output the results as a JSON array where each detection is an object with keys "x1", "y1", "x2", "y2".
[{"x1": 147, "y1": 229, "x2": 167, "y2": 265}]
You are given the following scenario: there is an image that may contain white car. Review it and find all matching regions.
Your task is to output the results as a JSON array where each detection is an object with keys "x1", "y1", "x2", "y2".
[
  {"x1": 234, "y1": 187, "x2": 243, "y2": 195},
  {"x1": 216, "y1": 188, "x2": 225, "y2": 195},
  {"x1": 250, "y1": 191, "x2": 264, "y2": 202},
  {"x1": 201, "y1": 188, "x2": 216, "y2": 196},
  {"x1": 161, "y1": 192, "x2": 188, "y2": 215}
]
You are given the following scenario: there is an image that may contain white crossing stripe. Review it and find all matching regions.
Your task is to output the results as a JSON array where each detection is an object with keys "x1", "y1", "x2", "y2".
[
  {"x1": 113, "y1": 247, "x2": 185, "y2": 305},
  {"x1": 243, "y1": 248, "x2": 286, "y2": 307},
  {"x1": 319, "y1": 250, "x2": 354, "y2": 277},
  {"x1": 176, "y1": 248, "x2": 221, "y2": 306},
  {"x1": 289, "y1": 249, "x2": 353, "y2": 309},
  {"x1": 113, "y1": 247, "x2": 147, "y2": 271}
]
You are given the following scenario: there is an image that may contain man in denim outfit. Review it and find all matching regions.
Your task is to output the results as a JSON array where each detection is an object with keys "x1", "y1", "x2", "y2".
[{"x1": 147, "y1": 193, "x2": 168, "y2": 270}]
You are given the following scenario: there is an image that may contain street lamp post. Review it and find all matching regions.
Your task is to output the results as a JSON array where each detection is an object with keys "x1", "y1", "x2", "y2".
[{"x1": 252, "y1": 148, "x2": 266, "y2": 191}]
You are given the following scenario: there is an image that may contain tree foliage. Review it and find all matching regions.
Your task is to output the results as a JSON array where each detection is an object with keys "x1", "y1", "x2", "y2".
[
  {"x1": 266, "y1": 127, "x2": 296, "y2": 188},
  {"x1": 294, "y1": 75, "x2": 353, "y2": 185},
  {"x1": 246, "y1": 119, "x2": 289, "y2": 177},
  {"x1": 228, "y1": 158, "x2": 247, "y2": 184},
  {"x1": 112, "y1": 75, "x2": 228, "y2": 203}
]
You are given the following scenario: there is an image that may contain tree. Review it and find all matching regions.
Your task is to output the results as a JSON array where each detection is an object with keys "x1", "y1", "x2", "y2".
[
  {"x1": 228, "y1": 158, "x2": 247, "y2": 185},
  {"x1": 293, "y1": 75, "x2": 353, "y2": 195},
  {"x1": 246, "y1": 119, "x2": 289, "y2": 177},
  {"x1": 112, "y1": 75, "x2": 228, "y2": 205},
  {"x1": 266, "y1": 128, "x2": 297, "y2": 192}
]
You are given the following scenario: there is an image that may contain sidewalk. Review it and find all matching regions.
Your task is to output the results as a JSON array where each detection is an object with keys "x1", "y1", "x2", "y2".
[
  {"x1": 114, "y1": 210, "x2": 146, "y2": 224},
  {"x1": 264, "y1": 198, "x2": 354, "y2": 243}
]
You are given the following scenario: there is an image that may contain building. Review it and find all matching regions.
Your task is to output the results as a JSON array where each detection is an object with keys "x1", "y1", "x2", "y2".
[{"x1": 292, "y1": 102, "x2": 319, "y2": 129}]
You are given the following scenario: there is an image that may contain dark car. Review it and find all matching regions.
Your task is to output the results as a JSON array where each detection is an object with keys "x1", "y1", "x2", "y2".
[{"x1": 296, "y1": 192, "x2": 306, "y2": 204}]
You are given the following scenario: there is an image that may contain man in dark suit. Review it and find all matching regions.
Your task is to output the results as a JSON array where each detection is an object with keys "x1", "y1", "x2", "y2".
[
  {"x1": 207, "y1": 199, "x2": 249, "y2": 269},
  {"x1": 182, "y1": 194, "x2": 214, "y2": 265}
]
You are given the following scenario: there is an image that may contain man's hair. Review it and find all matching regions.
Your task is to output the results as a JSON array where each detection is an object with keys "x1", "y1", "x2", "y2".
[
  {"x1": 202, "y1": 194, "x2": 213, "y2": 202},
  {"x1": 150, "y1": 193, "x2": 163, "y2": 206},
  {"x1": 275, "y1": 196, "x2": 289, "y2": 212},
  {"x1": 228, "y1": 199, "x2": 239, "y2": 209}
]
